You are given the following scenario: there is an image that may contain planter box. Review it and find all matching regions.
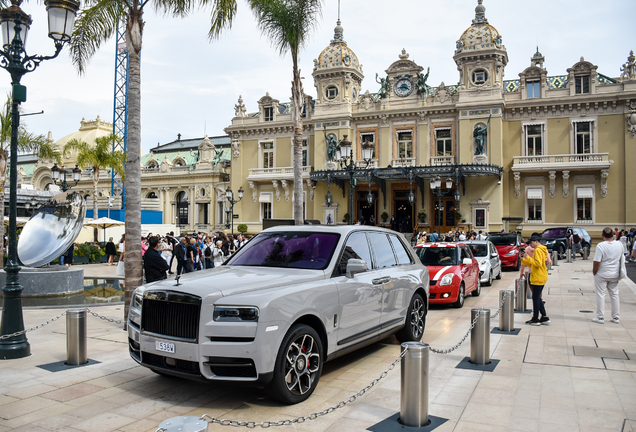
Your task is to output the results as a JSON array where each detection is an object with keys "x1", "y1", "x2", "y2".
[{"x1": 74, "y1": 256, "x2": 90, "y2": 264}]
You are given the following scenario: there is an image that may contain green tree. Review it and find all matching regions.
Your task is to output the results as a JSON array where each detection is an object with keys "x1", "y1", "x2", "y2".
[
  {"x1": 63, "y1": 134, "x2": 125, "y2": 232},
  {"x1": 0, "y1": 96, "x2": 61, "y2": 268},
  {"x1": 69, "y1": 0, "x2": 240, "y2": 317},
  {"x1": 247, "y1": 0, "x2": 322, "y2": 225}
]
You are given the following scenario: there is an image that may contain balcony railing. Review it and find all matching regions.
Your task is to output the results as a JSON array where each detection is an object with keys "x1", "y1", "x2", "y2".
[
  {"x1": 248, "y1": 166, "x2": 312, "y2": 180},
  {"x1": 356, "y1": 159, "x2": 378, "y2": 168},
  {"x1": 391, "y1": 158, "x2": 416, "y2": 167},
  {"x1": 576, "y1": 219, "x2": 594, "y2": 224},
  {"x1": 526, "y1": 219, "x2": 543, "y2": 224},
  {"x1": 430, "y1": 156, "x2": 455, "y2": 166},
  {"x1": 512, "y1": 153, "x2": 611, "y2": 171}
]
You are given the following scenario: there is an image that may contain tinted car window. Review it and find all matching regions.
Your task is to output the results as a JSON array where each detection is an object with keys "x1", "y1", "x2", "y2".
[
  {"x1": 470, "y1": 244, "x2": 488, "y2": 257},
  {"x1": 368, "y1": 232, "x2": 397, "y2": 269},
  {"x1": 416, "y1": 247, "x2": 458, "y2": 266},
  {"x1": 389, "y1": 235, "x2": 412, "y2": 265},
  {"x1": 338, "y1": 232, "x2": 372, "y2": 275},
  {"x1": 461, "y1": 247, "x2": 472, "y2": 260},
  {"x1": 228, "y1": 231, "x2": 339, "y2": 270},
  {"x1": 541, "y1": 228, "x2": 567, "y2": 238},
  {"x1": 487, "y1": 235, "x2": 517, "y2": 246}
]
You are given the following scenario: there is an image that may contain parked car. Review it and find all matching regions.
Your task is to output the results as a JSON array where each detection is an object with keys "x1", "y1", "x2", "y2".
[
  {"x1": 539, "y1": 227, "x2": 592, "y2": 258},
  {"x1": 487, "y1": 233, "x2": 526, "y2": 270},
  {"x1": 414, "y1": 242, "x2": 480, "y2": 308},
  {"x1": 465, "y1": 240, "x2": 502, "y2": 286},
  {"x1": 128, "y1": 226, "x2": 429, "y2": 404}
]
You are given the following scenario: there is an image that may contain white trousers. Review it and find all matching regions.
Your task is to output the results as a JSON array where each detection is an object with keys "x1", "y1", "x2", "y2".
[{"x1": 594, "y1": 274, "x2": 620, "y2": 320}]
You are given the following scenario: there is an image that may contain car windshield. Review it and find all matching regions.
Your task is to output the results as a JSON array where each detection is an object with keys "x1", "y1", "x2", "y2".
[
  {"x1": 487, "y1": 235, "x2": 517, "y2": 246},
  {"x1": 416, "y1": 247, "x2": 458, "y2": 266},
  {"x1": 541, "y1": 228, "x2": 567, "y2": 238},
  {"x1": 469, "y1": 244, "x2": 488, "y2": 257},
  {"x1": 226, "y1": 231, "x2": 339, "y2": 270}
]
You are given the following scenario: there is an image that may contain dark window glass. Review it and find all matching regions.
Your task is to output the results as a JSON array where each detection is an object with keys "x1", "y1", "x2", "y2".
[
  {"x1": 541, "y1": 228, "x2": 567, "y2": 238},
  {"x1": 487, "y1": 235, "x2": 517, "y2": 246},
  {"x1": 389, "y1": 235, "x2": 412, "y2": 265},
  {"x1": 469, "y1": 244, "x2": 488, "y2": 257},
  {"x1": 337, "y1": 232, "x2": 372, "y2": 275},
  {"x1": 368, "y1": 232, "x2": 397, "y2": 269},
  {"x1": 227, "y1": 232, "x2": 339, "y2": 270},
  {"x1": 264, "y1": 107, "x2": 274, "y2": 121},
  {"x1": 416, "y1": 247, "x2": 458, "y2": 266},
  {"x1": 575, "y1": 75, "x2": 590, "y2": 94}
]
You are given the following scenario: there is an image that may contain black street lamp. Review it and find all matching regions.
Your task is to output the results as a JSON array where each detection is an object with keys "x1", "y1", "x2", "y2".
[
  {"x1": 225, "y1": 186, "x2": 244, "y2": 236},
  {"x1": 23, "y1": 196, "x2": 37, "y2": 216},
  {"x1": 430, "y1": 176, "x2": 453, "y2": 238},
  {"x1": 336, "y1": 135, "x2": 373, "y2": 225},
  {"x1": 0, "y1": 0, "x2": 80, "y2": 360},
  {"x1": 50, "y1": 164, "x2": 82, "y2": 192}
]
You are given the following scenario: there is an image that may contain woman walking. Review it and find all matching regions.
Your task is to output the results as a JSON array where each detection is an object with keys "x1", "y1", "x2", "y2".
[
  {"x1": 521, "y1": 234, "x2": 550, "y2": 326},
  {"x1": 105, "y1": 237, "x2": 117, "y2": 265},
  {"x1": 160, "y1": 236, "x2": 172, "y2": 264}
]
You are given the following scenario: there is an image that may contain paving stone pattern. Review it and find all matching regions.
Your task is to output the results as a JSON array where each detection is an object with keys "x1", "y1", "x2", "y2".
[{"x1": 0, "y1": 257, "x2": 635, "y2": 431}]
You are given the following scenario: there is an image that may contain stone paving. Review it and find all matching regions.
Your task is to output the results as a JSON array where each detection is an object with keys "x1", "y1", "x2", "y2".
[{"x1": 1, "y1": 257, "x2": 635, "y2": 431}]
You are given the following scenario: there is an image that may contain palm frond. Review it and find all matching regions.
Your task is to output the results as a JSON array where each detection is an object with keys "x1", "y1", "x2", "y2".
[
  {"x1": 69, "y1": 0, "x2": 123, "y2": 75},
  {"x1": 153, "y1": 0, "x2": 196, "y2": 18},
  {"x1": 248, "y1": 0, "x2": 322, "y2": 57},
  {"x1": 207, "y1": 0, "x2": 238, "y2": 40}
]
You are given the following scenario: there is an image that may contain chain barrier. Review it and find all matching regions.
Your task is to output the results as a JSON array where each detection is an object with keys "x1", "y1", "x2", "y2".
[
  {"x1": 199, "y1": 348, "x2": 409, "y2": 429},
  {"x1": 0, "y1": 307, "x2": 125, "y2": 341},
  {"x1": 490, "y1": 290, "x2": 507, "y2": 319}
]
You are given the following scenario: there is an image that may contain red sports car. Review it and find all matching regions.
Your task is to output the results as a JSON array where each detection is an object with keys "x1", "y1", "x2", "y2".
[
  {"x1": 486, "y1": 233, "x2": 526, "y2": 270},
  {"x1": 414, "y1": 243, "x2": 480, "y2": 308}
]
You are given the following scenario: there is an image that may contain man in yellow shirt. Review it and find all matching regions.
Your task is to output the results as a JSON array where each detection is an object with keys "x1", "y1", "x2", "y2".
[{"x1": 521, "y1": 234, "x2": 550, "y2": 326}]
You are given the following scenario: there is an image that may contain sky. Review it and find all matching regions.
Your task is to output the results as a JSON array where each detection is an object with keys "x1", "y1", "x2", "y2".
[{"x1": 2, "y1": 0, "x2": 634, "y2": 154}]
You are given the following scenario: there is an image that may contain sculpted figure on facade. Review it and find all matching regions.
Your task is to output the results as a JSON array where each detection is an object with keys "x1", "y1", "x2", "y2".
[
  {"x1": 375, "y1": 73, "x2": 390, "y2": 99},
  {"x1": 433, "y1": 82, "x2": 454, "y2": 104},
  {"x1": 231, "y1": 132, "x2": 241, "y2": 160},
  {"x1": 234, "y1": 95, "x2": 247, "y2": 117},
  {"x1": 627, "y1": 100, "x2": 636, "y2": 139},
  {"x1": 212, "y1": 148, "x2": 224, "y2": 167},
  {"x1": 620, "y1": 51, "x2": 636, "y2": 82},
  {"x1": 324, "y1": 125, "x2": 337, "y2": 162},
  {"x1": 361, "y1": 90, "x2": 374, "y2": 110},
  {"x1": 473, "y1": 114, "x2": 491, "y2": 155},
  {"x1": 416, "y1": 67, "x2": 431, "y2": 97}
]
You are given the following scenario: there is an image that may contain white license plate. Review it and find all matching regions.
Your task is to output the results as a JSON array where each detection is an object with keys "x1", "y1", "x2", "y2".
[{"x1": 155, "y1": 341, "x2": 175, "y2": 354}]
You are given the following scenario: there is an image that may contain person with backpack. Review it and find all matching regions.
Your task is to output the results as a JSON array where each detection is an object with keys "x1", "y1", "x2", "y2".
[
  {"x1": 570, "y1": 231, "x2": 582, "y2": 260},
  {"x1": 204, "y1": 237, "x2": 214, "y2": 269}
]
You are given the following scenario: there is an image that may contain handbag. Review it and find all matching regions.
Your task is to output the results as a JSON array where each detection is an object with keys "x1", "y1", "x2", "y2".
[
  {"x1": 116, "y1": 260, "x2": 125, "y2": 276},
  {"x1": 619, "y1": 254, "x2": 627, "y2": 280}
]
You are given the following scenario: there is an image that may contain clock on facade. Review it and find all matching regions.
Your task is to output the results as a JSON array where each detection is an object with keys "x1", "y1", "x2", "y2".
[{"x1": 394, "y1": 77, "x2": 414, "y2": 97}]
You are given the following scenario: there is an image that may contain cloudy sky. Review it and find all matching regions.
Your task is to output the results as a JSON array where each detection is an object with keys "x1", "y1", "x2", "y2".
[{"x1": 2, "y1": 0, "x2": 634, "y2": 153}]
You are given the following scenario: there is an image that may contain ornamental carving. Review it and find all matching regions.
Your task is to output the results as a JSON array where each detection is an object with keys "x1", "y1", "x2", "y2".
[
  {"x1": 627, "y1": 100, "x2": 636, "y2": 139},
  {"x1": 231, "y1": 132, "x2": 241, "y2": 160},
  {"x1": 620, "y1": 51, "x2": 636, "y2": 81},
  {"x1": 514, "y1": 172, "x2": 521, "y2": 198},
  {"x1": 234, "y1": 95, "x2": 246, "y2": 117},
  {"x1": 248, "y1": 181, "x2": 257, "y2": 203},
  {"x1": 548, "y1": 171, "x2": 556, "y2": 198},
  {"x1": 562, "y1": 171, "x2": 570, "y2": 198},
  {"x1": 306, "y1": 179, "x2": 315, "y2": 202},
  {"x1": 272, "y1": 180, "x2": 281, "y2": 202},
  {"x1": 361, "y1": 90, "x2": 375, "y2": 110},
  {"x1": 432, "y1": 82, "x2": 454, "y2": 104},
  {"x1": 380, "y1": 114, "x2": 389, "y2": 126},
  {"x1": 601, "y1": 169, "x2": 609, "y2": 197},
  {"x1": 281, "y1": 180, "x2": 290, "y2": 202}
]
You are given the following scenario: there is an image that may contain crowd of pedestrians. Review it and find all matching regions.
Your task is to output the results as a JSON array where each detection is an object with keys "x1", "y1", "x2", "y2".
[{"x1": 414, "y1": 228, "x2": 488, "y2": 245}]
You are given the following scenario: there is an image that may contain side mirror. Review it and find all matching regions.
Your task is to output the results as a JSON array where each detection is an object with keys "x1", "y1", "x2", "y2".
[
  {"x1": 462, "y1": 258, "x2": 473, "y2": 266},
  {"x1": 520, "y1": 242, "x2": 527, "y2": 248},
  {"x1": 491, "y1": 252, "x2": 499, "y2": 258},
  {"x1": 346, "y1": 258, "x2": 368, "y2": 278}
]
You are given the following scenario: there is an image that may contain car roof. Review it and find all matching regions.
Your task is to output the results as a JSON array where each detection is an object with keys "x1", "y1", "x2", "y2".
[
  {"x1": 416, "y1": 243, "x2": 465, "y2": 248},
  {"x1": 260, "y1": 224, "x2": 401, "y2": 235},
  {"x1": 465, "y1": 240, "x2": 490, "y2": 244},
  {"x1": 487, "y1": 232, "x2": 518, "y2": 236}
]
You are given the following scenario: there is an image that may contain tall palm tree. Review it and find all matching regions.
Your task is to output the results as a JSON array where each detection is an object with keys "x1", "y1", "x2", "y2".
[
  {"x1": 247, "y1": 0, "x2": 322, "y2": 225},
  {"x1": 63, "y1": 134, "x2": 126, "y2": 229},
  {"x1": 0, "y1": 96, "x2": 61, "y2": 268},
  {"x1": 69, "y1": 0, "x2": 240, "y2": 317}
]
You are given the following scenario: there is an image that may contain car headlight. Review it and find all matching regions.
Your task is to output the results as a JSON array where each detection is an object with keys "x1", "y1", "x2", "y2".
[
  {"x1": 214, "y1": 306, "x2": 259, "y2": 322},
  {"x1": 506, "y1": 250, "x2": 518, "y2": 256},
  {"x1": 546, "y1": 240, "x2": 555, "y2": 245},
  {"x1": 132, "y1": 289, "x2": 144, "y2": 309},
  {"x1": 439, "y1": 273, "x2": 454, "y2": 286}
]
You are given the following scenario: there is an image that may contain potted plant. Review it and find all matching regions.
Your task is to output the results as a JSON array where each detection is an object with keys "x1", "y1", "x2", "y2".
[
  {"x1": 342, "y1": 213, "x2": 350, "y2": 224},
  {"x1": 237, "y1": 224, "x2": 248, "y2": 234},
  {"x1": 455, "y1": 211, "x2": 462, "y2": 222}
]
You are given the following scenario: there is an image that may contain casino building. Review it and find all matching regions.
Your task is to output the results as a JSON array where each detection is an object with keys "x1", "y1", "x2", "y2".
[{"x1": 224, "y1": 0, "x2": 636, "y2": 237}]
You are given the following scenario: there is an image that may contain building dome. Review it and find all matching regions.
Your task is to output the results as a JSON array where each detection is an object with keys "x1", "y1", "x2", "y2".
[
  {"x1": 456, "y1": 0, "x2": 502, "y2": 51},
  {"x1": 314, "y1": 19, "x2": 362, "y2": 74}
]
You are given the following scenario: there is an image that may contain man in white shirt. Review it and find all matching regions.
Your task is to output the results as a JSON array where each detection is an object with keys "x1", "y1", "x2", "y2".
[
  {"x1": 458, "y1": 231, "x2": 466, "y2": 241},
  {"x1": 477, "y1": 230, "x2": 486, "y2": 241},
  {"x1": 592, "y1": 227, "x2": 624, "y2": 324}
]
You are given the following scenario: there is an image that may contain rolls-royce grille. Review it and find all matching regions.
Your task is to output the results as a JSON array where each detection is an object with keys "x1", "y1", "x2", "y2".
[{"x1": 141, "y1": 291, "x2": 201, "y2": 341}]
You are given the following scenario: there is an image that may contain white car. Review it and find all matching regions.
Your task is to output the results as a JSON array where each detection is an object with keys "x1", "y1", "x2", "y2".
[
  {"x1": 465, "y1": 240, "x2": 502, "y2": 286},
  {"x1": 128, "y1": 225, "x2": 429, "y2": 404}
]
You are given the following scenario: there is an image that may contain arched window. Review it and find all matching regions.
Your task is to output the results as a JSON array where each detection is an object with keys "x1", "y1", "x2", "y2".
[{"x1": 147, "y1": 192, "x2": 158, "y2": 199}]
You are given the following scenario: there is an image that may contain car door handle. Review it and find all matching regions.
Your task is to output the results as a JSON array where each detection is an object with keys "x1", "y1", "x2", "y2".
[{"x1": 372, "y1": 277, "x2": 390, "y2": 285}]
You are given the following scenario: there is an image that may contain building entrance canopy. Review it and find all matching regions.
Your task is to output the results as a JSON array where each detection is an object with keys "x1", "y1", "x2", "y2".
[{"x1": 310, "y1": 163, "x2": 503, "y2": 208}]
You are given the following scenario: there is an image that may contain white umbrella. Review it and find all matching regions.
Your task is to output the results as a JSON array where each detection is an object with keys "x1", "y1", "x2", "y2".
[{"x1": 83, "y1": 217, "x2": 125, "y2": 242}]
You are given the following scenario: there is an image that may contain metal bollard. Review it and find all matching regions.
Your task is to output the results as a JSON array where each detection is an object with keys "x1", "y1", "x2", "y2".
[
  {"x1": 525, "y1": 273, "x2": 532, "y2": 300},
  {"x1": 566, "y1": 248, "x2": 572, "y2": 263},
  {"x1": 470, "y1": 308, "x2": 491, "y2": 365},
  {"x1": 400, "y1": 342, "x2": 430, "y2": 428},
  {"x1": 66, "y1": 308, "x2": 87, "y2": 365},
  {"x1": 499, "y1": 290, "x2": 515, "y2": 331},
  {"x1": 157, "y1": 416, "x2": 208, "y2": 432},
  {"x1": 547, "y1": 257, "x2": 552, "y2": 270},
  {"x1": 515, "y1": 278, "x2": 527, "y2": 312},
  {"x1": 552, "y1": 250, "x2": 559, "y2": 266}
]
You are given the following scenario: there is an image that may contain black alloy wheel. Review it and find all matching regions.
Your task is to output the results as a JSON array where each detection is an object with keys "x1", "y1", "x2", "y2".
[
  {"x1": 396, "y1": 293, "x2": 426, "y2": 342},
  {"x1": 265, "y1": 324, "x2": 323, "y2": 404}
]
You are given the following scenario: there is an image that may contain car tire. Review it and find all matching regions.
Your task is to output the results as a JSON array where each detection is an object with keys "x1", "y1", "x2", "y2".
[
  {"x1": 484, "y1": 271, "x2": 492, "y2": 287},
  {"x1": 265, "y1": 324, "x2": 323, "y2": 405},
  {"x1": 454, "y1": 284, "x2": 465, "y2": 308},
  {"x1": 472, "y1": 277, "x2": 482, "y2": 296},
  {"x1": 396, "y1": 293, "x2": 426, "y2": 343},
  {"x1": 514, "y1": 257, "x2": 521, "y2": 271},
  {"x1": 558, "y1": 244, "x2": 566, "y2": 259}
]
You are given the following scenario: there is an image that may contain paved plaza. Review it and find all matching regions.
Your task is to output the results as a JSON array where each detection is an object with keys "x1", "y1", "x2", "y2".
[{"x1": 1, "y1": 257, "x2": 635, "y2": 432}]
